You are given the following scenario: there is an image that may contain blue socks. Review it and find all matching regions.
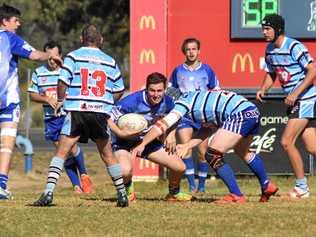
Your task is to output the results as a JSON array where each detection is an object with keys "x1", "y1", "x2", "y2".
[
  {"x1": 73, "y1": 147, "x2": 87, "y2": 175},
  {"x1": 183, "y1": 157, "x2": 196, "y2": 191},
  {"x1": 198, "y1": 162, "x2": 208, "y2": 192},
  {"x1": 247, "y1": 154, "x2": 269, "y2": 191},
  {"x1": 216, "y1": 163, "x2": 242, "y2": 196},
  {"x1": 0, "y1": 173, "x2": 8, "y2": 190},
  {"x1": 64, "y1": 157, "x2": 81, "y2": 187}
]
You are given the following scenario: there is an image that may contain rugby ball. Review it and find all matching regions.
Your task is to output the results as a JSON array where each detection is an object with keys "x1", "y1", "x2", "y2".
[{"x1": 117, "y1": 113, "x2": 148, "y2": 133}]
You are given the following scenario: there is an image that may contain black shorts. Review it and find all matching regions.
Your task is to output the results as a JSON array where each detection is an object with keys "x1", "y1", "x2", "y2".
[{"x1": 61, "y1": 111, "x2": 110, "y2": 143}]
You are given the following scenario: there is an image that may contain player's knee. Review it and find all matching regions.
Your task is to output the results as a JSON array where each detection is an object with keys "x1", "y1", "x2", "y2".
[
  {"x1": 0, "y1": 127, "x2": 17, "y2": 138},
  {"x1": 178, "y1": 160, "x2": 186, "y2": 173},
  {"x1": 205, "y1": 147, "x2": 224, "y2": 170},
  {"x1": 120, "y1": 164, "x2": 132, "y2": 178},
  {"x1": 0, "y1": 146, "x2": 13, "y2": 154},
  {"x1": 280, "y1": 137, "x2": 292, "y2": 151}
]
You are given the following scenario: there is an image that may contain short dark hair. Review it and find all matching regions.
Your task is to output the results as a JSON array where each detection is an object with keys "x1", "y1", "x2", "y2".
[
  {"x1": 43, "y1": 41, "x2": 62, "y2": 54},
  {"x1": 81, "y1": 24, "x2": 102, "y2": 47},
  {"x1": 0, "y1": 4, "x2": 21, "y2": 22},
  {"x1": 181, "y1": 38, "x2": 200, "y2": 54},
  {"x1": 146, "y1": 72, "x2": 167, "y2": 89}
]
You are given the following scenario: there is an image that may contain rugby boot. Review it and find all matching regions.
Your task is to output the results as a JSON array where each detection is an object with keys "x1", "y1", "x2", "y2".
[
  {"x1": 117, "y1": 192, "x2": 129, "y2": 207},
  {"x1": 33, "y1": 191, "x2": 53, "y2": 206},
  {"x1": 288, "y1": 186, "x2": 310, "y2": 199},
  {"x1": 260, "y1": 181, "x2": 278, "y2": 202},
  {"x1": 165, "y1": 192, "x2": 194, "y2": 202},
  {"x1": 214, "y1": 193, "x2": 246, "y2": 204}
]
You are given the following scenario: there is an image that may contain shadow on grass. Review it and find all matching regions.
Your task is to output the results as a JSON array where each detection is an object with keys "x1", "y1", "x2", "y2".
[
  {"x1": 80, "y1": 196, "x2": 218, "y2": 203},
  {"x1": 26, "y1": 203, "x2": 57, "y2": 207}
]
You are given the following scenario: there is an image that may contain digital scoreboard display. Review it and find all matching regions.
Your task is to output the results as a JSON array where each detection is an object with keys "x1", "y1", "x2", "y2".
[
  {"x1": 231, "y1": 0, "x2": 316, "y2": 39},
  {"x1": 242, "y1": 0, "x2": 279, "y2": 28}
]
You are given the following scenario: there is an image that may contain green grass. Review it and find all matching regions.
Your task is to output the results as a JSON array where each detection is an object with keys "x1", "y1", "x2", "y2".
[{"x1": 2, "y1": 152, "x2": 316, "y2": 237}]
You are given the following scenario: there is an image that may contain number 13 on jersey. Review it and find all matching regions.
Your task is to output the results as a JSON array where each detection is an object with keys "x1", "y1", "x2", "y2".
[{"x1": 80, "y1": 68, "x2": 107, "y2": 97}]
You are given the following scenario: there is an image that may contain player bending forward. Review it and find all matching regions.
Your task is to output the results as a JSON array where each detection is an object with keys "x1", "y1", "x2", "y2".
[
  {"x1": 108, "y1": 72, "x2": 193, "y2": 202},
  {"x1": 132, "y1": 89, "x2": 278, "y2": 203}
]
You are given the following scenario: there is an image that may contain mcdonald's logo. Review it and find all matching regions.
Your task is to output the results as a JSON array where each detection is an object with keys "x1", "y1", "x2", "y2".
[
  {"x1": 139, "y1": 49, "x2": 156, "y2": 64},
  {"x1": 232, "y1": 53, "x2": 254, "y2": 73},
  {"x1": 139, "y1": 159, "x2": 156, "y2": 170},
  {"x1": 139, "y1": 15, "x2": 156, "y2": 30}
]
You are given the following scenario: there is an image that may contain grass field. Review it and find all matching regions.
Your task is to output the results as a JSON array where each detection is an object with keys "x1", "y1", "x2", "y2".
[{"x1": 1, "y1": 151, "x2": 316, "y2": 237}]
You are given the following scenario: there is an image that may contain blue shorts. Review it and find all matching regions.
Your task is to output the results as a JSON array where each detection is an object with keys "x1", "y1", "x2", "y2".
[
  {"x1": 112, "y1": 138, "x2": 163, "y2": 158},
  {"x1": 222, "y1": 106, "x2": 260, "y2": 137},
  {"x1": 177, "y1": 116, "x2": 201, "y2": 131},
  {"x1": 287, "y1": 100, "x2": 316, "y2": 120},
  {"x1": 0, "y1": 103, "x2": 20, "y2": 123},
  {"x1": 44, "y1": 116, "x2": 65, "y2": 142}
]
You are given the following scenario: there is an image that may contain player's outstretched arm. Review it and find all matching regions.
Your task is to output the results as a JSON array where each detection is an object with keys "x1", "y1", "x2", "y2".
[
  {"x1": 29, "y1": 50, "x2": 63, "y2": 66},
  {"x1": 29, "y1": 92, "x2": 58, "y2": 109}
]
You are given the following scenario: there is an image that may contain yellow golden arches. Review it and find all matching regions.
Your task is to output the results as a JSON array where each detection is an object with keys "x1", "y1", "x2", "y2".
[
  {"x1": 139, "y1": 49, "x2": 156, "y2": 64},
  {"x1": 139, "y1": 15, "x2": 156, "y2": 30},
  {"x1": 232, "y1": 53, "x2": 254, "y2": 73},
  {"x1": 139, "y1": 159, "x2": 156, "y2": 170}
]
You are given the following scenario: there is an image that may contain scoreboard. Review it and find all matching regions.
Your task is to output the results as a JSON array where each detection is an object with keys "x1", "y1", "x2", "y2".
[{"x1": 231, "y1": 0, "x2": 316, "y2": 39}]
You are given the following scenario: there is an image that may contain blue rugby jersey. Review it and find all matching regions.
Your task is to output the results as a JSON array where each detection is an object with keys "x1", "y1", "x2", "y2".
[
  {"x1": 169, "y1": 62, "x2": 219, "y2": 93},
  {"x1": 59, "y1": 47, "x2": 125, "y2": 114},
  {"x1": 111, "y1": 90, "x2": 175, "y2": 142},
  {"x1": 265, "y1": 37, "x2": 316, "y2": 101},
  {"x1": 172, "y1": 90, "x2": 255, "y2": 126},
  {"x1": 0, "y1": 30, "x2": 34, "y2": 108},
  {"x1": 28, "y1": 65, "x2": 65, "y2": 119},
  {"x1": 113, "y1": 90, "x2": 175, "y2": 128}
]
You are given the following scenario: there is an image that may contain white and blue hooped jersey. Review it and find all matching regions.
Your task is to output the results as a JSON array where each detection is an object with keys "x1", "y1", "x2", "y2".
[
  {"x1": 265, "y1": 37, "x2": 316, "y2": 101},
  {"x1": 59, "y1": 47, "x2": 125, "y2": 114},
  {"x1": 0, "y1": 30, "x2": 34, "y2": 109},
  {"x1": 172, "y1": 90, "x2": 255, "y2": 126},
  {"x1": 169, "y1": 62, "x2": 219, "y2": 93},
  {"x1": 28, "y1": 65, "x2": 65, "y2": 120}
]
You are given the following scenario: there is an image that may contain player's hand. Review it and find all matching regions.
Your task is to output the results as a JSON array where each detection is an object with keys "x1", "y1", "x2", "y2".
[
  {"x1": 164, "y1": 135, "x2": 176, "y2": 154},
  {"x1": 132, "y1": 144, "x2": 145, "y2": 158},
  {"x1": 176, "y1": 143, "x2": 190, "y2": 159},
  {"x1": 284, "y1": 93, "x2": 298, "y2": 106},
  {"x1": 49, "y1": 54, "x2": 63, "y2": 67},
  {"x1": 54, "y1": 101, "x2": 64, "y2": 117},
  {"x1": 256, "y1": 90, "x2": 265, "y2": 102},
  {"x1": 46, "y1": 97, "x2": 58, "y2": 109}
]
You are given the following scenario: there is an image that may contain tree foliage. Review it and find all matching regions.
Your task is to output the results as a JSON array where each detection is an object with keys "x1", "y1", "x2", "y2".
[{"x1": 5, "y1": 0, "x2": 130, "y2": 86}]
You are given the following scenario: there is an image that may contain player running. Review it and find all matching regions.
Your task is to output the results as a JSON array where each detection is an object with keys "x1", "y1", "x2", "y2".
[
  {"x1": 33, "y1": 24, "x2": 128, "y2": 207},
  {"x1": 132, "y1": 89, "x2": 278, "y2": 203},
  {"x1": 108, "y1": 72, "x2": 193, "y2": 202},
  {"x1": 28, "y1": 41, "x2": 93, "y2": 194}
]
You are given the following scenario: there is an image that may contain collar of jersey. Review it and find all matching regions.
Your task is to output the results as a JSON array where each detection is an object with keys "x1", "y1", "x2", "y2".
[{"x1": 182, "y1": 61, "x2": 202, "y2": 71}]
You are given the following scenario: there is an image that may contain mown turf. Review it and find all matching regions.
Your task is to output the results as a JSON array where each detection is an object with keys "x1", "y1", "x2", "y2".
[{"x1": 1, "y1": 152, "x2": 316, "y2": 237}]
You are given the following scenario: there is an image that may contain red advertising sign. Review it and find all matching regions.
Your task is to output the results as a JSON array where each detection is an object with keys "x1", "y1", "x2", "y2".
[
  {"x1": 132, "y1": 158, "x2": 162, "y2": 182},
  {"x1": 130, "y1": 0, "x2": 167, "y2": 91}
]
